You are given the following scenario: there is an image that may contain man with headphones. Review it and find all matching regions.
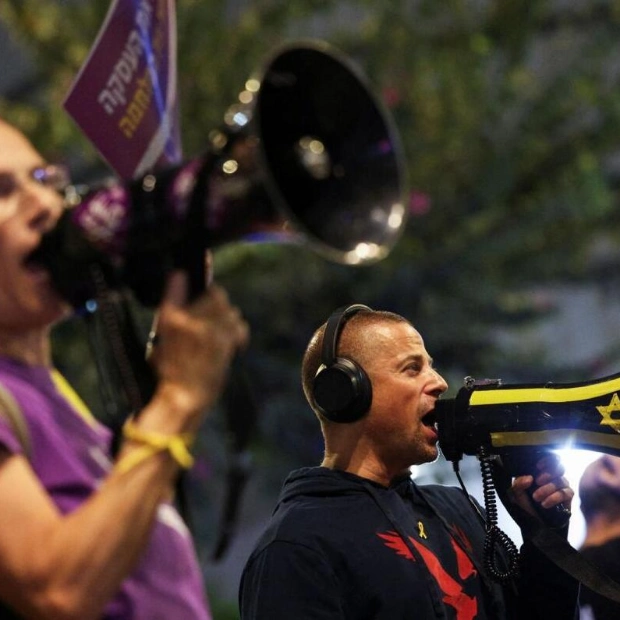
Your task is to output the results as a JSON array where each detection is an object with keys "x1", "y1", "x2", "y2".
[{"x1": 239, "y1": 305, "x2": 579, "y2": 619}]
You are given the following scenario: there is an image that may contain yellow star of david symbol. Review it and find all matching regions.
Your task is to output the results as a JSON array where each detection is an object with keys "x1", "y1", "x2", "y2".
[{"x1": 597, "y1": 393, "x2": 620, "y2": 431}]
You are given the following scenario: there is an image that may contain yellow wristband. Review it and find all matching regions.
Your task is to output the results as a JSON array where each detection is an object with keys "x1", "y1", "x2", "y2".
[{"x1": 115, "y1": 420, "x2": 195, "y2": 475}]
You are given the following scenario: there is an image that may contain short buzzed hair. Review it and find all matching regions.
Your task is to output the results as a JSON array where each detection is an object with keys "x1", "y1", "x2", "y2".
[
  {"x1": 301, "y1": 308, "x2": 410, "y2": 416},
  {"x1": 579, "y1": 456, "x2": 620, "y2": 522}
]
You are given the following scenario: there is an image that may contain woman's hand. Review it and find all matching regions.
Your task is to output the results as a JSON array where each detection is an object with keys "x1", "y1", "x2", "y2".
[{"x1": 148, "y1": 271, "x2": 249, "y2": 430}]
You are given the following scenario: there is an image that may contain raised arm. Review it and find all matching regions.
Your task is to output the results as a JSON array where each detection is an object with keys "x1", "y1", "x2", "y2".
[{"x1": 0, "y1": 273, "x2": 248, "y2": 620}]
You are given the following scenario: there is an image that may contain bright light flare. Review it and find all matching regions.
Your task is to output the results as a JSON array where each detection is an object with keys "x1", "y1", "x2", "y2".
[{"x1": 555, "y1": 447, "x2": 602, "y2": 547}]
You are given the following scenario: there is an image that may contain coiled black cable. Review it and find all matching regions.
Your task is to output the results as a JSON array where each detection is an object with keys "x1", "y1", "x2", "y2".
[{"x1": 479, "y1": 446, "x2": 520, "y2": 583}]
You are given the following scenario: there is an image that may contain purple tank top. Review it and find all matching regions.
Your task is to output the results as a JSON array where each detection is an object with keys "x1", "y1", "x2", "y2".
[{"x1": 0, "y1": 356, "x2": 211, "y2": 619}]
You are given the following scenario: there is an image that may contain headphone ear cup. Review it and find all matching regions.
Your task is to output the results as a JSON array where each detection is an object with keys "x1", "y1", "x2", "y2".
[{"x1": 312, "y1": 358, "x2": 372, "y2": 423}]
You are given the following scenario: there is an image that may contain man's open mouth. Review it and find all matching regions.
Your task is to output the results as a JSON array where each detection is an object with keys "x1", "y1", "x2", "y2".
[{"x1": 422, "y1": 409, "x2": 437, "y2": 429}]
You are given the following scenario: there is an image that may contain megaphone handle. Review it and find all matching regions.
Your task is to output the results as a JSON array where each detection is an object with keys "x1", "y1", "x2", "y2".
[
  {"x1": 178, "y1": 185, "x2": 208, "y2": 302},
  {"x1": 526, "y1": 483, "x2": 572, "y2": 529},
  {"x1": 185, "y1": 244, "x2": 208, "y2": 302},
  {"x1": 179, "y1": 151, "x2": 213, "y2": 302},
  {"x1": 528, "y1": 451, "x2": 572, "y2": 528},
  {"x1": 499, "y1": 450, "x2": 571, "y2": 529},
  {"x1": 529, "y1": 494, "x2": 571, "y2": 528}
]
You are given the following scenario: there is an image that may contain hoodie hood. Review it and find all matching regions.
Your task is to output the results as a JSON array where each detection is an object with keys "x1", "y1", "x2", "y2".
[{"x1": 275, "y1": 466, "x2": 413, "y2": 510}]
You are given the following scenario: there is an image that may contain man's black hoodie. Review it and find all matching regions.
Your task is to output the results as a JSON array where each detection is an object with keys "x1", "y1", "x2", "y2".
[{"x1": 239, "y1": 467, "x2": 578, "y2": 619}]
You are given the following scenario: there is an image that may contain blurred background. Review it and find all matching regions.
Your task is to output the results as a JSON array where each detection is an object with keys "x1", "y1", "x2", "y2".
[{"x1": 3, "y1": 0, "x2": 620, "y2": 616}]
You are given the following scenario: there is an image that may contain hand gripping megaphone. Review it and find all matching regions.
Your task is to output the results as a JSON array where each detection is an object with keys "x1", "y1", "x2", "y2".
[
  {"x1": 31, "y1": 40, "x2": 407, "y2": 309},
  {"x1": 435, "y1": 373, "x2": 620, "y2": 473}
]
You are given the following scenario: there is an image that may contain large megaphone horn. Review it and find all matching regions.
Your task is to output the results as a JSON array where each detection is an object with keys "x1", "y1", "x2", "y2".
[
  {"x1": 33, "y1": 40, "x2": 407, "y2": 308},
  {"x1": 435, "y1": 373, "x2": 620, "y2": 473}
]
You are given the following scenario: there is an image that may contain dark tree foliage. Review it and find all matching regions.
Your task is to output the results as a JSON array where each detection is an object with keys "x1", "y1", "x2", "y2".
[{"x1": 3, "y1": 1, "x2": 620, "y2": 612}]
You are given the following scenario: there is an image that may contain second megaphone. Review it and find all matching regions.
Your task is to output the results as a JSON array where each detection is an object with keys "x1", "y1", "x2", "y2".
[{"x1": 32, "y1": 41, "x2": 407, "y2": 308}]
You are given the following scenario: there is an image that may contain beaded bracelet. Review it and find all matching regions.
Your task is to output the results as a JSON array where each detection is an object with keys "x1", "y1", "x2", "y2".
[{"x1": 115, "y1": 419, "x2": 195, "y2": 474}]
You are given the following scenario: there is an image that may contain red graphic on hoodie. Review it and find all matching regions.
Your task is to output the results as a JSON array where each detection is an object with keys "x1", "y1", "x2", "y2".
[{"x1": 377, "y1": 530, "x2": 478, "y2": 620}]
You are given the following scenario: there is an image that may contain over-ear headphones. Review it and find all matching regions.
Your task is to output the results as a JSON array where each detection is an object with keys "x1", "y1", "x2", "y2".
[{"x1": 312, "y1": 304, "x2": 373, "y2": 423}]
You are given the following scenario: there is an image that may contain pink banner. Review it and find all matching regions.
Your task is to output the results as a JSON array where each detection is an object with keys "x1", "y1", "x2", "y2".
[{"x1": 64, "y1": 0, "x2": 182, "y2": 179}]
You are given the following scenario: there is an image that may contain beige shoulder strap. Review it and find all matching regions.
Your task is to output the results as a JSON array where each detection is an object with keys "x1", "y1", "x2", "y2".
[{"x1": 0, "y1": 384, "x2": 31, "y2": 461}]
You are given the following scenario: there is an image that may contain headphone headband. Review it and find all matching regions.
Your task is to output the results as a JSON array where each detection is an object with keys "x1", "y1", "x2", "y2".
[
  {"x1": 312, "y1": 303, "x2": 373, "y2": 423},
  {"x1": 320, "y1": 304, "x2": 372, "y2": 367}
]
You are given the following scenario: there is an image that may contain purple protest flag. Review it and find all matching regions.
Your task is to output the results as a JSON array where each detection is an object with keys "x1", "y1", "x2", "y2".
[{"x1": 64, "y1": 0, "x2": 182, "y2": 179}]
